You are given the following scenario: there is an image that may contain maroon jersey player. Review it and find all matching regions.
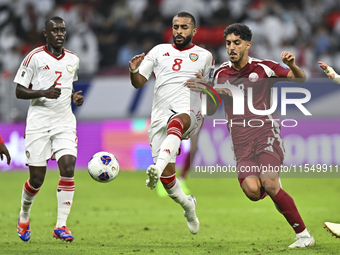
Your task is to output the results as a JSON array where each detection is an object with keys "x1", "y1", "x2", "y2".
[{"x1": 189, "y1": 23, "x2": 315, "y2": 248}]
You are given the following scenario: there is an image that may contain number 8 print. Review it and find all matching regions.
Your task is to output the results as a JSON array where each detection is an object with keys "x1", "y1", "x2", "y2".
[{"x1": 172, "y1": 58, "x2": 183, "y2": 71}]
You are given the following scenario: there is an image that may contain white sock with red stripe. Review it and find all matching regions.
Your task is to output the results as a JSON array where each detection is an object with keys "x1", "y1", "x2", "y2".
[
  {"x1": 56, "y1": 176, "x2": 75, "y2": 228},
  {"x1": 160, "y1": 174, "x2": 193, "y2": 211},
  {"x1": 20, "y1": 179, "x2": 40, "y2": 222},
  {"x1": 155, "y1": 117, "x2": 183, "y2": 173}
]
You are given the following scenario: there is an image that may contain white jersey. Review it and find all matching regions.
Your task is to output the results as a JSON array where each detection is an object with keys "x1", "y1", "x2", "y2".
[
  {"x1": 139, "y1": 43, "x2": 214, "y2": 121},
  {"x1": 14, "y1": 45, "x2": 79, "y2": 134}
]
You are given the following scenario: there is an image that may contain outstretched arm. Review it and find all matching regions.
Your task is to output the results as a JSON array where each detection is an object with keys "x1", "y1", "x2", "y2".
[
  {"x1": 281, "y1": 51, "x2": 306, "y2": 83},
  {"x1": 0, "y1": 135, "x2": 10, "y2": 165},
  {"x1": 16, "y1": 80, "x2": 61, "y2": 100},
  {"x1": 129, "y1": 53, "x2": 147, "y2": 89},
  {"x1": 318, "y1": 61, "x2": 340, "y2": 84}
]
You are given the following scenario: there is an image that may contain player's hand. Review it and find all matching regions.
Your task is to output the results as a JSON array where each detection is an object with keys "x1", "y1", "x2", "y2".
[
  {"x1": 186, "y1": 72, "x2": 208, "y2": 92},
  {"x1": 318, "y1": 61, "x2": 328, "y2": 70},
  {"x1": 318, "y1": 61, "x2": 335, "y2": 79},
  {"x1": 215, "y1": 88, "x2": 232, "y2": 97},
  {"x1": 281, "y1": 51, "x2": 296, "y2": 67},
  {"x1": 129, "y1": 53, "x2": 145, "y2": 71},
  {"x1": 44, "y1": 81, "x2": 61, "y2": 99},
  {"x1": 0, "y1": 143, "x2": 11, "y2": 165},
  {"x1": 73, "y1": 90, "x2": 84, "y2": 106}
]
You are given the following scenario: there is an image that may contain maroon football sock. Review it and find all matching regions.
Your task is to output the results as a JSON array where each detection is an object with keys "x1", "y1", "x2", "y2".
[{"x1": 272, "y1": 188, "x2": 306, "y2": 233}]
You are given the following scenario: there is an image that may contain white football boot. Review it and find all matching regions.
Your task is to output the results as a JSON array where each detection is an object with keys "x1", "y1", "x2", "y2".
[
  {"x1": 324, "y1": 222, "x2": 340, "y2": 238},
  {"x1": 184, "y1": 195, "x2": 200, "y2": 235},
  {"x1": 288, "y1": 233, "x2": 315, "y2": 248},
  {"x1": 146, "y1": 165, "x2": 161, "y2": 190}
]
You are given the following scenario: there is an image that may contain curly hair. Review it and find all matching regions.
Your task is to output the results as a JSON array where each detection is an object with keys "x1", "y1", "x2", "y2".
[{"x1": 223, "y1": 23, "x2": 252, "y2": 41}]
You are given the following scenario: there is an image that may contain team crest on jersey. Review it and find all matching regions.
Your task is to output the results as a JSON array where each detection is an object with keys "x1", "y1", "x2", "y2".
[
  {"x1": 249, "y1": 72, "x2": 259, "y2": 82},
  {"x1": 21, "y1": 71, "x2": 26, "y2": 77},
  {"x1": 26, "y1": 150, "x2": 30, "y2": 159},
  {"x1": 66, "y1": 65, "x2": 73, "y2": 73},
  {"x1": 189, "y1": 53, "x2": 198, "y2": 62}
]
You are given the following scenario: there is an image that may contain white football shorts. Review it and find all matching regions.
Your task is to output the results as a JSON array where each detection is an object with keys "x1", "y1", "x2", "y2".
[
  {"x1": 148, "y1": 109, "x2": 204, "y2": 163},
  {"x1": 25, "y1": 129, "x2": 78, "y2": 167}
]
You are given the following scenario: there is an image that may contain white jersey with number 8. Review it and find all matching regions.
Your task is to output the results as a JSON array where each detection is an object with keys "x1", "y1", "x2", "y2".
[{"x1": 139, "y1": 43, "x2": 214, "y2": 122}]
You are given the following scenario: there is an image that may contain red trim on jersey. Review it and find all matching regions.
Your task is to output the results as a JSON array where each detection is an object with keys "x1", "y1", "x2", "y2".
[
  {"x1": 172, "y1": 43, "x2": 196, "y2": 51},
  {"x1": 64, "y1": 49, "x2": 78, "y2": 57},
  {"x1": 23, "y1": 47, "x2": 44, "y2": 67},
  {"x1": 43, "y1": 45, "x2": 66, "y2": 60},
  {"x1": 0, "y1": 134, "x2": 4, "y2": 144}
]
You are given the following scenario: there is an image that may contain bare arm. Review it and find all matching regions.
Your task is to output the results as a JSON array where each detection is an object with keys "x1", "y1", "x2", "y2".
[
  {"x1": 0, "y1": 135, "x2": 10, "y2": 165},
  {"x1": 16, "y1": 81, "x2": 61, "y2": 100},
  {"x1": 129, "y1": 53, "x2": 147, "y2": 89},
  {"x1": 281, "y1": 51, "x2": 306, "y2": 83}
]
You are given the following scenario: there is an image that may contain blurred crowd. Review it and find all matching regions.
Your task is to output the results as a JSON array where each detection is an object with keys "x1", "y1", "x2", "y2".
[{"x1": 1, "y1": 0, "x2": 340, "y2": 79}]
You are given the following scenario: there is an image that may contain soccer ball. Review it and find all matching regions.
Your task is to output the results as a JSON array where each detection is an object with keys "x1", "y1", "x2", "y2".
[{"x1": 88, "y1": 151, "x2": 119, "y2": 183}]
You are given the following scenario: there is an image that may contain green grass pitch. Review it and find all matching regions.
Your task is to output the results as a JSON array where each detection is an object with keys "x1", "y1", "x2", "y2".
[{"x1": 0, "y1": 170, "x2": 339, "y2": 254}]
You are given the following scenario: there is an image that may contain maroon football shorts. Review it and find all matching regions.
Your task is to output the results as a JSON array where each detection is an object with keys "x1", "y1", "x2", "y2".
[{"x1": 234, "y1": 128, "x2": 284, "y2": 185}]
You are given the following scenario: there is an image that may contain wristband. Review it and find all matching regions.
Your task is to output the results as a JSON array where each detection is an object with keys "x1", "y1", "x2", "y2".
[
  {"x1": 0, "y1": 135, "x2": 4, "y2": 144},
  {"x1": 325, "y1": 66, "x2": 340, "y2": 84},
  {"x1": 129, "y1": 67, "x2": 139, "y2": 73},
  {"x1": 324, "y1": 66, "x2": 335, "y2": 74}
]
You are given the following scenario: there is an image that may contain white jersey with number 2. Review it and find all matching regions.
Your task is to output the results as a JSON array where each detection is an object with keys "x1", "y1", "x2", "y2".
[
  {"x1": 14, "y1": 45, "x2": 79, "y2": 134},
  {"x1": 139, "y1": 43, "x2": 214, "y2": 121}
]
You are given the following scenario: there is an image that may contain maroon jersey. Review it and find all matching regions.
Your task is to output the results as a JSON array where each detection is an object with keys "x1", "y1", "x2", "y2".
[{"x1": 213, "y1": 57, "x2": 290, "y2": 145}]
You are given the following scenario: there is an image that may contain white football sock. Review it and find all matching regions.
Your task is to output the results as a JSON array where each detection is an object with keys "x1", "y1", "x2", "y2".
[
  {"x1": 20, "y1": 190, "x2": 38, "y2": 222},
  {"x1": 156, "y1": 134, "x2": 181, "y2": 174},
  {"x1": 165, "y1": 179, "x2": 193, "y2": 211},
  {"x1": 296, "y1": 228, "x2": 311, "y2": 237},
  {"x1": 20, "y1": 180, "x2": 40, "y2": 222},
  {"x1": 56, "y1": 190, "x2": 74, "y2": 228}
]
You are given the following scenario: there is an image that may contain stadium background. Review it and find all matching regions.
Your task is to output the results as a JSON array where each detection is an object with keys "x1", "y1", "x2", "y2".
[{"x1": 0, "y1": 0, "x2": 339, "y2": 172}]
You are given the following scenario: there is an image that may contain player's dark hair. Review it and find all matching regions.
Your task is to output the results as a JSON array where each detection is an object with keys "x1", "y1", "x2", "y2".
[
  {"x1": 223, "y1": 23, "x2": 252, "y2": 41},
  {"x1": 44, "y1": 16, "x2": 64, "y2": 29},
  {"x1": 175, "y1": 12, "x2": 196, "y2": 27}
]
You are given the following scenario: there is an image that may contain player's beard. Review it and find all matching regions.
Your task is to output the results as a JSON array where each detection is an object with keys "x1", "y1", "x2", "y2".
[
  {"x1": 173, "y1": 34, "x2": 193, "y2": 49},
  {"x1": 229, "y1": 51, "x2": 244, "y2": 64}
]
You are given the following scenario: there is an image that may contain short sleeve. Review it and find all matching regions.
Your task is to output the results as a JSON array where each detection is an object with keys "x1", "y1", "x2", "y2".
[
  {"x1": 270, "y1": 62, "x2": 290, "y2": 78},
  {"x1": 202, "y1": 52, "x2": 215, "y2": 82},
  {"x1": 138, "y1": 46, "x2": 157, "y2": 80},
  {"x1": 73, "y1": 58, "x2": 79, "y2": 81},
  {"x1": 13, "y1": 55, "x2": 36, "y2": 88}
]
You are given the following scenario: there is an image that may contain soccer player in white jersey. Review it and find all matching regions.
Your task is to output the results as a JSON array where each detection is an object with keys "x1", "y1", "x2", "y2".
[
  {"x1": 129, "y1": 12, "x2": 214, "y2": 234},
  {"x1": 318, "y1": 61, "x2": 340, "y2": 238},
  {"x1": 14, "y1": 16, "x2": 84, "y2": 242}
]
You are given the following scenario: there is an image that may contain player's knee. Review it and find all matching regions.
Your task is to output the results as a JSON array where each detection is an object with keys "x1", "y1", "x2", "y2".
[
  {"x1": 261, "y1": 178, "x2": 280, "y2": 196},
  {"x1": 60, "y1": 165, "x2": 75, "y2": 177},
  {"x1": 245, "y1": 190, "x2": 261, "y2": 201},
  {"x1": 242, "y1": 185, "x2": 261, "y2": 201},
  {"x1": 30, "y1": 174, "x2": 45, "y2": 188},
  {"x1": 241, "y1": 178, "x2": 262, "y2": 201}
]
